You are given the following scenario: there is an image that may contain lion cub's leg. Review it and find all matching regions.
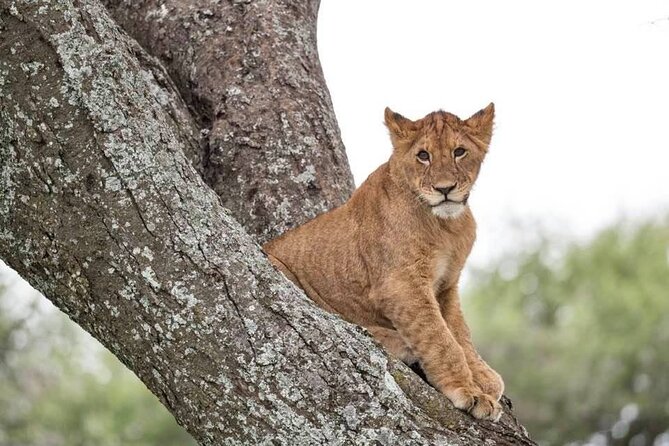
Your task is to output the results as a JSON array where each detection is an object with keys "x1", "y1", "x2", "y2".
[
  {"x1": 372, "y1": 276, "x2": 502, "y2": 421},
  {"x1": 438, "y1": 287, "x2": 505, "y2": 401},
  {"x1": 366, "y1": 326, "x2": 417, "y2": 364}
]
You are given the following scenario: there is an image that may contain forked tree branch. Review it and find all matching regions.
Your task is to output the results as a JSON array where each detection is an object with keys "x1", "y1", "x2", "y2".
[{"x1": 103, "y1": 0, "x2": 355, "y2": 243}]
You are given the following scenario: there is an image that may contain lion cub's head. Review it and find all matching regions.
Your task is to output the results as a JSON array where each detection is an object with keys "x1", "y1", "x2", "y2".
[{"x1": 384, "y1": 104, "x2": 495, "y2": 219}]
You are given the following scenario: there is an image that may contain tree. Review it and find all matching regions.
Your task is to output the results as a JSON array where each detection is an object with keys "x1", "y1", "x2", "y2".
[
  {"x1": 464, "y1": 219, "x2": 669, "y2": 445},
  {"x1": 0, "y1": 1, "x2": 534, "y2": 444}
]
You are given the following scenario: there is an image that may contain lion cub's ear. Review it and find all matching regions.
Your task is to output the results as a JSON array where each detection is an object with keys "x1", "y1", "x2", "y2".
[
  {"x1": 465, "y1": 102, "x2": 495, "y2": 147},
  {"x1": 384, "y1": 107, "x2": 417, "y2": 148}
]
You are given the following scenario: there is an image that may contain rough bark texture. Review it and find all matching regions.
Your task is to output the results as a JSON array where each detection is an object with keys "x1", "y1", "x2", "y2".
[
  {"x1": 0, "y1": 1, "x2": 535, "y2": 445},
  {"x1": 101, "y1": 0, "x2": 355, "y2": 243}
]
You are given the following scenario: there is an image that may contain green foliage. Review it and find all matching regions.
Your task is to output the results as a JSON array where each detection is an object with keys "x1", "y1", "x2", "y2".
[
  {"x1": 0, "y1": 278, "x2": 196, "y2": 446},
  {"x1": 464, "y1": 218, "x2": 669, "y2": 445}
]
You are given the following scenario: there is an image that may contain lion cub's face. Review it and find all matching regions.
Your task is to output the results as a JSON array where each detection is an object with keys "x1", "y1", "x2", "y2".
[{"x1": 384, "y1": 104, "x2": 495, "y2": 219}]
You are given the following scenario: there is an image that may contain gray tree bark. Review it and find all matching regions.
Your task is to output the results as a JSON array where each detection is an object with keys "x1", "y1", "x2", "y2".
[
  {"x1": 102, "y1": 0, "x2": 355, "y2": 243},
  {"x1": 0, "y1": 1, "x2": 535, "y2": 445}
]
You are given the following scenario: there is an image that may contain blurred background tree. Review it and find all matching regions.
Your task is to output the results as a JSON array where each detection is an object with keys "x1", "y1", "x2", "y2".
[
  {"x1": 0, "y1": 216, "x2": 666, "y2": 445},
  {"x1": 465, "y1": 217, "x2": 669, "y2": 445}
]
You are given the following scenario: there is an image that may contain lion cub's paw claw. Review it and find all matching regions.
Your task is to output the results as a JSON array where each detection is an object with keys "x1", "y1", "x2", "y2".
[
  {"x1": 470, "y1": 393, "x2": 503, "y2": 421},
  {"x1": 447, "y1": 387, "x2": 503, "y2": 422}
]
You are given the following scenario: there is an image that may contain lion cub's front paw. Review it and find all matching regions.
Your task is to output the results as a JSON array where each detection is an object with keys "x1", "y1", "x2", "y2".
[
  {"x1": 445, "y1": 386, "x2": 503, "y2": 422},
  {"x1": 472, "y1": 364, "x2": 505, "y2": 402}
]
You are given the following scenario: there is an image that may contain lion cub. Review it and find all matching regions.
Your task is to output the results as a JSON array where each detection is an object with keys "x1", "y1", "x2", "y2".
[{"x1": 264, "y1": 104, "x2": 504, "y2": 421}]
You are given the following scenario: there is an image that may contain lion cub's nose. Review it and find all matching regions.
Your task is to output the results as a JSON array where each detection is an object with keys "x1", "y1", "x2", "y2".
[{"x1": 434, "y1": 185, "x2": 456, "y2": 197}]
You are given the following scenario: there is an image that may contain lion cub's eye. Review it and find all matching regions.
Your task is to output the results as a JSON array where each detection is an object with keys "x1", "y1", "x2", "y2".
[
  {"x1": 453, "y1": 147, "x2": 467, "y2": 158},
  {"x1": 416, "y1": 150, "x2": 430, "y2": 162}
]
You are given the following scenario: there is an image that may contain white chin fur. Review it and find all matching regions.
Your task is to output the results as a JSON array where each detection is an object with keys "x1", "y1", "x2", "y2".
[{"x1": 431, "y1": 202, "x2": 466, "y2": 219}]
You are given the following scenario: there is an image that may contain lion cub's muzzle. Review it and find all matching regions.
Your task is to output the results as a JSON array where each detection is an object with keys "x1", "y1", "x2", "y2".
[
  {"x1": 424, "y1": 186, "x2": 470, "y2": 206},
  {"x1": 420, "y1": 186, "x2": 470, "y2": 219}
]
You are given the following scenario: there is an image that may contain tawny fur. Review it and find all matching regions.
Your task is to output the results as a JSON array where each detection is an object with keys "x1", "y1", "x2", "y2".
[{"x1": 264, "y1": 104, "x2": 504, "y2": 421}]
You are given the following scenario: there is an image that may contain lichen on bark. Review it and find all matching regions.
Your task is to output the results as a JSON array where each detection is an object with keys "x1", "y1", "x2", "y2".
[{"x1": 102, "y1": 0, "x2": 355, "y2": 243}]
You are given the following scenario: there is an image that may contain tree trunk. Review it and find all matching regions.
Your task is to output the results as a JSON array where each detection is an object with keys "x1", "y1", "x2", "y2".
[
  {"x1": 101, "y1": 0, "x2": 355, "y2": 243},
  {"x1": 0, "y1": 1, "x2": 535, "y2": 445}
]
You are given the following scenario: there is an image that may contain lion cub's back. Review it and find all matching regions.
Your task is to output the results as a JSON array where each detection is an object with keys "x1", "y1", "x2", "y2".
[{"x1": 263, "y1": 203, "x2": 365, "y2": 303}]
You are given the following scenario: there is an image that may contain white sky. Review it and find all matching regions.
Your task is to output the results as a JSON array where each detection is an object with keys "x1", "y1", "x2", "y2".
[{"x1": 319, "y1": 0, "x2": 669, "y2": 266}]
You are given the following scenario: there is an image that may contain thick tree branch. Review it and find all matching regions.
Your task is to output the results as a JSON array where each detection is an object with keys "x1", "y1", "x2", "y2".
[
  {"x1": 102, "y1": 0, "x2": 355, "y2": 243},
  {"x1": 0, "y1": 1, "x2": 535, "y2": 444}
]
